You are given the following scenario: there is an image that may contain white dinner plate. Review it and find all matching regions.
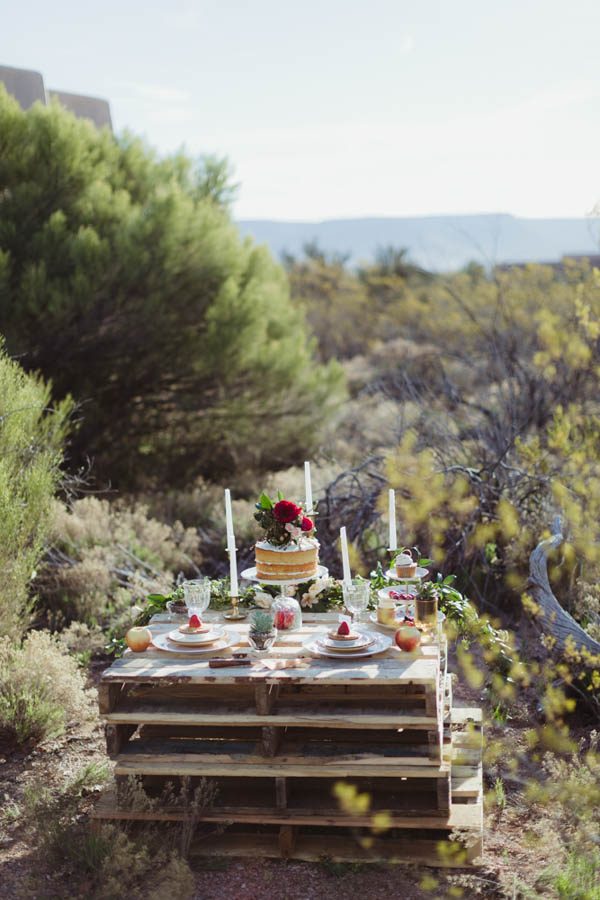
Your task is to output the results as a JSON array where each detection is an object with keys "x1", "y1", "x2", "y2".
[
  {"x1": 152, "y1": 630, "x2": 240, "y2": 655},
  {"x1": 167, "y1": 625, "x2": 225, "y2": 645},
  {"x1": 304, "y1": 632, "x2": 392, "y2": 660},
  {"x1": 384, "y1": 566, "x2": 429, "y2": 582}
]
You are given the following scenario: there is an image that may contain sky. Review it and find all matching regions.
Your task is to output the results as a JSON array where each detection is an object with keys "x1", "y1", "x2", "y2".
[{"x1": 2, "y1": 0, "x2": 600, "y2": 221}]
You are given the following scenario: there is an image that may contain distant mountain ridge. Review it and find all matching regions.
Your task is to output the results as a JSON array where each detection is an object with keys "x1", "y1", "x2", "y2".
[{"x1": 237, "y1": 213, "x2": 600, "y2": 272}]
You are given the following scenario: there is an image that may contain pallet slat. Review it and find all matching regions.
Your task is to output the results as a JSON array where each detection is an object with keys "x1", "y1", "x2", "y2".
[
  {"x1": 102, "y1": 705, "x2": 439, "y2": 730},
  {"x1": 92, "y1": 788, "x2": 482, "y2": 830},
  {"x1": 114, "y1": 752, "x2": 451, "y2": 779},
  {"x1": 189, "y1": 832, "x2": 482, "y2": 867}
]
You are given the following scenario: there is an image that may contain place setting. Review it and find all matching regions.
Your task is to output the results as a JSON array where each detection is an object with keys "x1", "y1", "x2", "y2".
[
  {"x1": 304, "y1": 576, "x2": 392, "y2": 660},
  {"x1": 150, "y1": 578, "x2": 240, "y2": 656}
]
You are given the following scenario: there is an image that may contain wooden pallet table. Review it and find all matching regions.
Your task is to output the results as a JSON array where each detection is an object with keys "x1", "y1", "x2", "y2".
[{"x1": 93, "y1": 613, "x2": 483, "y2": 866}]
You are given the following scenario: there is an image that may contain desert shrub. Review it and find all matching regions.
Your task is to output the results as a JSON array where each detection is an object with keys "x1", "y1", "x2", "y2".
[
  {"x1": 36, "y1": 497, "x2": 202, "y2": 628},
  {"x1": 21, "y1": 766, "x2": 196, "y2": 900},
  {"x1": 0, "y1": 86, "x2": 343, "y2": 489},
  {"x1": 57, "y1": 621, "x2": 107, "y2": 664},
  {"x1": 0, "y1": 340, "x2": 71, "y2": 639},
  {"x1": 0, "y1": 630, "x2": 94, "y2": 751}
]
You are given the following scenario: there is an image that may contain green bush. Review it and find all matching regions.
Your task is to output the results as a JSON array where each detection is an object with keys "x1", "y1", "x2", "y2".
[
  {"x1": 0, "y1": 631, "x2": 93, "y2": 751},
  {"x1": 0, "y1": 340, "x2": 71, "y2": 639},
  {"x1": 0, "y1": 87, "x2": 343, "y2": 489},
  {"x1": 37, "y1": 496, "x2": 201, "y2": 629}
]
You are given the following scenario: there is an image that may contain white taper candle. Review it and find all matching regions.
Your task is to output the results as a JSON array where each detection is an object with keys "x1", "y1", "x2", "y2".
[
  {"x1": 224, "y1": 489, "x2": 235, "y2": 548},
  {"x1": 388, "y1": 488, "x2": 397, "y2": 551},
  {"x1": 340, "y1": 526, "x2": 352, "y2": 585},
  {"x1": 228, "y1": 543, "x2": 239, "y2": 597},
  {"x1": 304, "y1": 461, "x2": 313, "y2": 513}
]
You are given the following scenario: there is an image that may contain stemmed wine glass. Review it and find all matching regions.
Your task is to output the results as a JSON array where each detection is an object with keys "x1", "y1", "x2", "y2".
[
  {"x1": 342, "y1": 579, "x2": 370, "y2": 626},
  {"x1": 183, "y1": 578, "x2": 211, "y2": 619}
]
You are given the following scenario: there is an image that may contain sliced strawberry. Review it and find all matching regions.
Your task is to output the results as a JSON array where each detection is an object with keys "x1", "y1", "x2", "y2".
[
  {"x1": 189, "y1": 614, "x2": 201, "y2": 628},
  {"x1": 337, "y1": 620, "x2": 350, "y2": 635}
]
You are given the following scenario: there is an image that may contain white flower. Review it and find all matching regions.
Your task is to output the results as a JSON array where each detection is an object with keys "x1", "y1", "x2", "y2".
[
  {"x1": 309, "y1": 576, "x2": 333, "y2": 599},
  {"x1": 253, "y1": 590, "x2": 273, "y2": 609},
  {"x1": 300, "y1": 576, "x2": 333, "y2": 608},
  {"x1": 285, "y1": 523, "x2": 302, "y2": 538}
]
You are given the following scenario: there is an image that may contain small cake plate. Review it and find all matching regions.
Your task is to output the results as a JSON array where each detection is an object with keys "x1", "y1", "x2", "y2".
[
  {"x1": 369, "y1": 612, "x2": 403, "y2": 630},
  {"x1": 152, "y1": 630, "x2": 240, "y2": 655},
  {"x1": 318, "y1": 633, "x2": 376, "y2": 651},
  {"x1": 241, "y1": 565, "x2": 329, "y2": 587},
  {"x1": 167, "y1": 625, "x2": 226, "y2": 645},
  {"x1": 377, "y1": 585, "x2": 417, "y2": 602},
  {"x1": 370, "y1": 610, "x2": 446, "y2": 629},
  {"x1": 384, "y1": 566, "x2": 429, "y2": 582},
  {"x1": 304, "y1": 632, "x2": 391, "y2": 660}
]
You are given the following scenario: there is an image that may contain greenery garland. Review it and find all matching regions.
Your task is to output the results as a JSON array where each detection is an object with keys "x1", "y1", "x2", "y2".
[{"x1": 106, "y1": 566, "x2": 512, "y2": 666}]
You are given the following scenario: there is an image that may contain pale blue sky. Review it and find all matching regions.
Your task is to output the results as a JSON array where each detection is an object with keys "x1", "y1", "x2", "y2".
[{"x1": 2, "y1": 0, "x2": 599, "y2": 220}]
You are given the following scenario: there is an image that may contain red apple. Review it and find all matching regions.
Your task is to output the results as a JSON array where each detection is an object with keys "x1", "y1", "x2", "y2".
[
  {"x1": 394, "y1": 624, "x2": 421, "y2": 652},
  {"x1": 125, "y1": 626, "x2": 152, "y2": 652}
]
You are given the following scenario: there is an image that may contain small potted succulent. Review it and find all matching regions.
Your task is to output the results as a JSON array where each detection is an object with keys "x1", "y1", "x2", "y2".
[
  {"x1": 414, "y1": 581, "x2": 440, "y2": 626},
  {"x1": 248, "y1": 609, "x2": 277, "y2": 655}
]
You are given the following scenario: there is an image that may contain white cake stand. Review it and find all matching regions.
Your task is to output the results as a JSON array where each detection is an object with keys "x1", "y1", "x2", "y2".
[{"x1": 241, "y1": 565, "x2": 329, "y2": 600}]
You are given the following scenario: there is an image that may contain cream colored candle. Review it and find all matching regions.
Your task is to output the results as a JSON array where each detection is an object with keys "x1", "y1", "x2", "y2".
[
  {"x1": 304, "y1": 461, "x2": 313, "y2": 514},
  {"x1": 340, "y1": 526, "x2": 352, "y2": 585},
  {"x1": 388, "y1": 488, "x2": 397, "y2": 551}
]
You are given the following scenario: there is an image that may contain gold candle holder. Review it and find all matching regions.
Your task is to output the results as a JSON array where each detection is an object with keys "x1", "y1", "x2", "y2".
[{"x1": 223, "y1": 595, "x2": 248, "y2": 620}]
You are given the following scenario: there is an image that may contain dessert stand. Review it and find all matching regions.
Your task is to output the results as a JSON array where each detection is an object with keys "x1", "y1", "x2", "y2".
[
  {"x1": 385, "y1": 565, "x2": 429, "y2": 583},
  {"x1": 240, "y1": 565, "x2": 329, "y2": 603}
]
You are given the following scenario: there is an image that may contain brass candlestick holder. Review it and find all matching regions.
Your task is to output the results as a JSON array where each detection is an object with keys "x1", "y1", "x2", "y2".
[{"x1": 223, "y1": 595, "x2": 248, "y2": 620}]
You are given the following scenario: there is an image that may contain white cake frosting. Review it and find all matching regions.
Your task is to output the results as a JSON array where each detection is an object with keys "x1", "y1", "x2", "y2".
[{"x1": 256, "y1": 538, "x2": 319, "y2": 553}]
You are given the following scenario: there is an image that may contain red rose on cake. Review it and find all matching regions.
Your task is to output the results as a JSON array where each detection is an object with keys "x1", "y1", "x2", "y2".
[
  {"x1": 301, "y1": 516, "x2": 314, "y2": 532},
  {"x1": 273, "y1": 500, "x2": 302, "y2": 523}
]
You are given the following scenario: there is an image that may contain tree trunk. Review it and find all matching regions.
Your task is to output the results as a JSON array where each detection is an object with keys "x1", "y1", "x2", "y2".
[{"x1": 528, "y1": 516, "x2": 600, "y2": 657}]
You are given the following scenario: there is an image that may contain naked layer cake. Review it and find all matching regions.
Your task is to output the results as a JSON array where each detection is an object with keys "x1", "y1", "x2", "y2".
[
  {"x1": 254, "y1": 492, "x2": 318, "y2": 582},
  {"x1": 255, "y1": 539, "x2": 319, "y2": 581}
]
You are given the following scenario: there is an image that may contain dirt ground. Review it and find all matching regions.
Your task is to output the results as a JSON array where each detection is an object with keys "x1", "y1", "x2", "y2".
[{"x1": 0, "y1": 657, "x2": 553, "y2": 900}]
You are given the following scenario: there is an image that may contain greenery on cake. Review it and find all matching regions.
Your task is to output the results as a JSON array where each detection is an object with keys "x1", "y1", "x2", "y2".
[{"x1": 254, "y1": 491, "x2": 315, "y2": 546}]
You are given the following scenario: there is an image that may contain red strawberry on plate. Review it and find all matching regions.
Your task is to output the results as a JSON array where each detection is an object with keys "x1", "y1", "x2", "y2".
[
  {"x1": 189, "y1": 614, "x2": 202, "y2": 628},
  {"x1": 337, "y1": 620, "x2": 350, "y2": 636}
]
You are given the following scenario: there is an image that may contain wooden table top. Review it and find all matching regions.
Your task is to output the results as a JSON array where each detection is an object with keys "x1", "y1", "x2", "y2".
[{"x1": 101, "y1": 612, "x2": 441, "y2": 687}]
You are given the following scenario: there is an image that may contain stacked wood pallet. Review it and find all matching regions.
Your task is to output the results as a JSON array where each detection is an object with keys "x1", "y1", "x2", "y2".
[{"x1": 93, "y1": 614, "x2": 483, "y2": 867}]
